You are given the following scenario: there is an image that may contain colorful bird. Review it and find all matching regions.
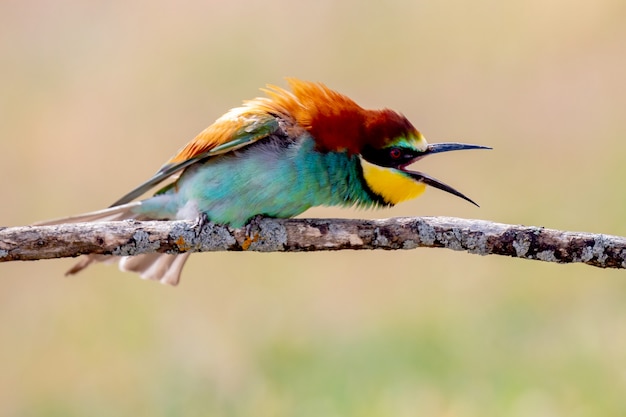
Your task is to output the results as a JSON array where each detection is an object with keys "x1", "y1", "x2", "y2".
[{"x1": 39, "y1": 78, "x2": 489, "y2": 285}]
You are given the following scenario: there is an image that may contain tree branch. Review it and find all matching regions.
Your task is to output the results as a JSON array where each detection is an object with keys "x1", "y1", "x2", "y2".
[{"x1": 1, "y1": 217, "x2": 625, "y2": 269}]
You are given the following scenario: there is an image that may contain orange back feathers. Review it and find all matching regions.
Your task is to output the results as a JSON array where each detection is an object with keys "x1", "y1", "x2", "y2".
[
  {"x1": 168, "y1": 78, "x2": 418, "y2": 164},
  {"x1": 167, "y1": 107, "x2": 264, "y2": 164},
  {"x1": 264, "y1": 78, "x2": 418, "y2": 153}
]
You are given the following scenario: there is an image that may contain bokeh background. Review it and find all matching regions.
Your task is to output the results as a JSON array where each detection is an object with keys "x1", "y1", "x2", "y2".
[{"x1": 2, "y1": 0, "x2": 626, "y2": 416}]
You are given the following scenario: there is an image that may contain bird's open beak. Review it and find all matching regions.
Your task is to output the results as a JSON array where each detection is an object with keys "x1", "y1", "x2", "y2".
[{"x1": 400, "y1": 142, "x2": 491, "y2": 207}]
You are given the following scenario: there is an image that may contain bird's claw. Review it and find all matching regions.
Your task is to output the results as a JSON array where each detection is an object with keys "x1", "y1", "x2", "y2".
[
  {"x1": 240, "y1": 214, "x2": 268, "y2": 250},
  {"x1": 193, "y1": 212, "x2": 211, "y2": 237},
  {"x1": 245, "y1": 214, "x2": 266, "y2": 237}
]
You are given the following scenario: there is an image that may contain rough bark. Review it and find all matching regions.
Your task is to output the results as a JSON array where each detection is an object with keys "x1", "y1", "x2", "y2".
[{"x1": 1, "y1": 217, "x2": 625, "y2": 269}]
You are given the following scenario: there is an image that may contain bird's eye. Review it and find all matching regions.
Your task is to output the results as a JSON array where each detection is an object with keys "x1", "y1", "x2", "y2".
[{"x1": 389, "y1": 148, "x2": 402, "y2": 159}]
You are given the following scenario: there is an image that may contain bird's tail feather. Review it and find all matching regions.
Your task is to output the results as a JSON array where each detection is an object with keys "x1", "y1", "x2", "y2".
[
  {"x1": 120, "y1": 252, "x2": 190, "y2": 286},
  {"x1": 35, "y1": 202, "x2": 189, "y2": 286},
  {"x1": 34, "y1": 202, "x2": 145, "y2": 225}
]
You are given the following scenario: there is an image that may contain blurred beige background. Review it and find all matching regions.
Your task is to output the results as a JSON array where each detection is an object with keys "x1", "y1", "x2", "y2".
[{"x1": 1, "y1": 0, "x2": 626, "y2": 416}]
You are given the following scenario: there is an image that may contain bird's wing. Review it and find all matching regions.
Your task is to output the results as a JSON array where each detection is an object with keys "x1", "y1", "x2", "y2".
[{"x1": 110, "y1": 110, "x2": 280, "y2": 207}]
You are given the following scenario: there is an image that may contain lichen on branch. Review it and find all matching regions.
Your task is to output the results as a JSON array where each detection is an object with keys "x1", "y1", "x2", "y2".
[{"x1": 1, "y1": 217, "x2": 625, "y2": 269}]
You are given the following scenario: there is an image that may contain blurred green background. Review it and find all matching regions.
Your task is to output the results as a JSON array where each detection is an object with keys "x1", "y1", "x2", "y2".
[{"x1": 2, "y1": 0, "x2": 626, "y2": 416}]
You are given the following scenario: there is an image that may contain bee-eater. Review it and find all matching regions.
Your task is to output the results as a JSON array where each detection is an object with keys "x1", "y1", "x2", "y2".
[{"x1": 39, "y1": 78, "x2": 489, "y2": 285}]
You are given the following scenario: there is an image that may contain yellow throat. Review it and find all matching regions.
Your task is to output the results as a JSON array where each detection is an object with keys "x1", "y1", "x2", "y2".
[{"x1": 360, "y1": 158, "x2": 426, "y2": 205}]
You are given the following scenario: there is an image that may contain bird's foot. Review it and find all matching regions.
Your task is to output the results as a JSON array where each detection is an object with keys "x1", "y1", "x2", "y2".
[
  {"x1": 242, "y1": 214, "x2": 267, "y2": 250},
  {"x1": 193, "y1": 212, "x2": 211, "y2": 237},
  {"x1": 245, "y1": 214, "x2": 267, "y2": 235}
]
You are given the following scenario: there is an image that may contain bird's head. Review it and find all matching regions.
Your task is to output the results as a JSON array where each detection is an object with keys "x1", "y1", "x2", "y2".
[
  {"x1": 358, "y1": 114, "x2": 489, "y2": 206},
  {"x1": 263, "y1": 79, "x2": 490, "y2": 206}
]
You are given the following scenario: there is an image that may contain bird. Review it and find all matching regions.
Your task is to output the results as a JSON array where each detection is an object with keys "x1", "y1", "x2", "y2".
[{"x1": 38, "y1": 78, "x2": 490, "y2": 285}]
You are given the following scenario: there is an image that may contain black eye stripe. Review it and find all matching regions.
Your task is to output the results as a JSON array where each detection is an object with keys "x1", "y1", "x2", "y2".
[{"x1": 361, "y1": 146, "x2": 421, "y2": 168}]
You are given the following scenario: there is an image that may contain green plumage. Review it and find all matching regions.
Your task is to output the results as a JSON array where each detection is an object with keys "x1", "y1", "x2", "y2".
[{"x1": 137, "y1": 132, "x2": 387, "y2": 228}]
